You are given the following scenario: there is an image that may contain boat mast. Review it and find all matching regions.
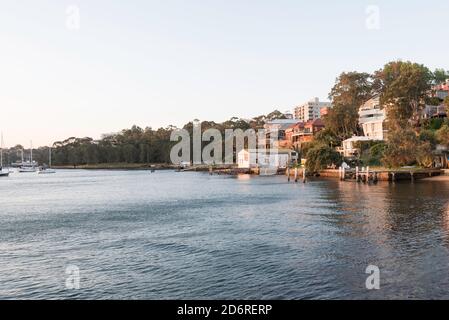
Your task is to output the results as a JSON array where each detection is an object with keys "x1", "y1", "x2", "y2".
[
  {"x1": 30, "y1": 140, "x2": 33, "y2": 165},
  {"x1": 0, "y1": 132, "x2": 3, "y2": 169}
]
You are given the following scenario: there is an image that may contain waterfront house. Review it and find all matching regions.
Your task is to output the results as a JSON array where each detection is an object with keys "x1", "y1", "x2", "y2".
[
  {"x1": 432, "y1": 80, "x2": 449, "y2": 100},
  {"x1": 422, "y1": 104, "x2": 447, "y2": 119},
  {"x1": 286, "y1": 119, "x2": 325, "y2": 150},
  {"x1": 262, "y1": 119, "x2": 299, "y2": 149},
  {"x1": 339, "y1": 96, "x2": 386, "y2": 158},
  {"x1": 358, "y1": 95, "x2": 387, "y2": 140},
  {"x1": 338, "y1": 136, "x2": 378, "y2": 158},
  {"x1": 237, "y1": 149, "x2": 298, "y2": 169}
]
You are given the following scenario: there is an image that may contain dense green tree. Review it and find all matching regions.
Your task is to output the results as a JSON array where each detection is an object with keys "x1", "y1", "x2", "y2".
[
  {"x1": 374, "y1": 61, "x2": 434, "y2": 128},
  {"x1": 325, "y1": 72, "x2": 374, "y2": 140},
  {"x1": 433, "y1": 68, "x2": 449, "y2": 84},
  {"x1": 305, "y1": 143, "x2": 342, "y2": 172},
  {"x1": 266, "y1": 110, "x2": 287, "y2": 121},
  {"x1": 354, "y1": 141, "x2": 386, "y2": 166},
  {"x1": 382, "y1": 127, "x2": 421, "y2": 168},
  {"x1": 416, "y1": 142, "x2": 433, "y2": 168},
  {"x1": 419, "y1": 129, "x2": 438, "y2": 148},
  {"x1": 436, "y1": 125, "x2": 449, "y2": 146},
  {"x1": 313, "y1": 128, "x2": 340, "y2": 148}
]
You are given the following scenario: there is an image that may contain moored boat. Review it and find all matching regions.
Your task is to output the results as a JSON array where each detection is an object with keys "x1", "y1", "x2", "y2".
[
  {"x1": 18, "y1": 141, "x2": 37, "y2": 173},
  {"x1": 0, "y1": 133, "x2": 10, "y2": 177},
  {"x1": 0, "y1": 171, "x2": 9, "y2": 177},
  {"x1": 38, "y1": 147, "x2": 56, "y2": 174}
]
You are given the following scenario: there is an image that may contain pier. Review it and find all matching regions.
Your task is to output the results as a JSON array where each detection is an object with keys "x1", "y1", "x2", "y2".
[{"x1": 320, "y1": 168, "x2": 443, "y2": 182}]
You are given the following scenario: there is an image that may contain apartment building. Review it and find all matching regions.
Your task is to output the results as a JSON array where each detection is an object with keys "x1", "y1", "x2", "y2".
[{"x1": 294, "y1": 98, "x2": 332, "y2": 122}]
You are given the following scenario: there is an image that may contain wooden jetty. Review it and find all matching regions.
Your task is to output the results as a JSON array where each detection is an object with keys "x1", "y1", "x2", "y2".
[{"x1": 320, "y1": 167, "x2": 443, "y2": 182}]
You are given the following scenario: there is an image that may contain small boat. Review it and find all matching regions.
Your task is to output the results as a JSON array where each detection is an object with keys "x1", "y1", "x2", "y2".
[
  {"x1": 0, "y1": 171, "x2": 9, "y2": 178},
  {"x1": 18, "y1": 166, "x2": 37, "y2": 173},
  {"x1": 38, "y1": 147, "x2": 56, "y2": 174},
  {"x1": 18, "y1": 141, "x2": 37, "y2": 173}
]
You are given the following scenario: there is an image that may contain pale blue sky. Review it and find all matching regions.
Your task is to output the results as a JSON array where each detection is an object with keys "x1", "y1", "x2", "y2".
[{"x1": 1, "y1": 0, "x2": 448, "y2": 146}]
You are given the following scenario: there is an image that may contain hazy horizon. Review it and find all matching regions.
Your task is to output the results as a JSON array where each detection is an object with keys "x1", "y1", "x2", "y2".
[{"x1": 1, "y1": 0, "x2": 448, "y2": 147}]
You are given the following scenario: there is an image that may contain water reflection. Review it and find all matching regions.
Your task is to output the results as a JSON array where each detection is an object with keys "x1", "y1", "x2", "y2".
[{"x1": 2, "y1": 171, "x2": 449, "y2": 299}]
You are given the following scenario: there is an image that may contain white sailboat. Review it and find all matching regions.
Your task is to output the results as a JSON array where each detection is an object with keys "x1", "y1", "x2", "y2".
[
  {"x1": 0, "y1": 133, "x2": 10, "y2": 177},
  {"x1": 18, "y1": 141, "x2": 37, "y2": 173},
  {"x1": 38, "y1": 147, "x2": 56, "y2": 174}
]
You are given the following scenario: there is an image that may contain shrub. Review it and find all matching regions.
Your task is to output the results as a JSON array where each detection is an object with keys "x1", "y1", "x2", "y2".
[
  {"x1": 306, "y1": 144, "x2": 342, "y2": 172},
  {"x1": 436, "y1": 125, "x2": 449, "y2": 146},
  {"x1": 416, "y1": 141, "x2": 433, "y2": 168},
  {"x1": 419, "y1": 129, "x2": 437, "y2": 148},
  {"x1": 360, "y1": 142, "x2": 386, "y2": 166},
  {"x1": 382, "y1": 128, "x2": 420, "y2": 168}
]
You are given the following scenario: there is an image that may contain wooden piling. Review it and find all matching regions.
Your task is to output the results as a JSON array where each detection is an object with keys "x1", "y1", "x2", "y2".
[
  {"x1": 287, "y1": 167, "x2": 290, "y2": 182},
  {"x1": 294, "y1": 168, "x2": 298, "y2": 183},
  {"x1": 356, "y1": 166, "x2": 359, "y2": 182},
  {"x1": 303, "y1": 167, "x2": 306, "y2": 183}
]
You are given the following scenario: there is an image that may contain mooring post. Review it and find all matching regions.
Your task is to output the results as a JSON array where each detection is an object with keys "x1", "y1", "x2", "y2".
[
  {"x1": 287, "y1": 167, "x2": 290, "y2": 182},
  {"x1": 339, "y1": 167, "x2": 342, "y2": 180},
  {"x1": 410, "y1": 171, "x2": 414, "y2": 183},
  {"x1": 303, "y1": 167, "x2": 306, "y2": 183},
  {"x1": 356, "y1": 166, "x2": 359, "y2": 182},
  {"x1": 342, "y1": 166, "x2": 346, "y2": 181},
  {"x1": 294, "y1": 167, "x2": 298, "y2": 183},
  {"x1": 367, "y1": 166, "x2": 370, "y2": 183}
]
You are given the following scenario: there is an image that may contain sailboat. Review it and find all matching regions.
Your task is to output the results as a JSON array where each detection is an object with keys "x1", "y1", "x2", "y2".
[
  {"x1": 38, "y1": 147, "x2": 56, "y2": 174},
  {"x1": 0, "y1": 133, "x2": 10, "y2": 177},
  {"x1": 18, "y1": 141, "x2": 37, "y2": 173}
]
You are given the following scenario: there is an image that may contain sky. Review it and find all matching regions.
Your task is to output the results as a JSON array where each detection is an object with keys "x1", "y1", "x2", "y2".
[{"x1": 1, "y1": 0, "x2": 448, "y2": 147}]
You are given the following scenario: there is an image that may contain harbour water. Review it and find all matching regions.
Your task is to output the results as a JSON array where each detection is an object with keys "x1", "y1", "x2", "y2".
[{"x1": 1, "y1": 170, "x2": 449, "y2": 299}]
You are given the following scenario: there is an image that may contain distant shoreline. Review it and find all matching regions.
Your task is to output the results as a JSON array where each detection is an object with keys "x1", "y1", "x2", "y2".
[{"x1": 52, "y1": 163, "x2": 176, "y2": 171}]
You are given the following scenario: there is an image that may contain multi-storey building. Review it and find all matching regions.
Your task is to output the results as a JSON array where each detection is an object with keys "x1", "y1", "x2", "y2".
[
  {"x1": 285, "y1": 119, "x2": 325, "y2": 150},
  {"x1": 339, "y1": 96, "x2": 387, "y2": 158},
  {"x1": 263, "y1": 119, "x2": 299, "y2": 149},
  {"x1": 358, "y1": 95, "x2": 387, "y2": 140},
  {"x1": 294, "y1": 98, "x2": 332, "y2": 122},
  {"x1": 432, "y1": 80, "x2": 449, "y2": 100}
]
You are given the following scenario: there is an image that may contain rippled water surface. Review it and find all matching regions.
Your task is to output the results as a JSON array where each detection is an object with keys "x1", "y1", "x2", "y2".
[{"x1": 1, "y1": 170, "x2": 449, "y2": 299}]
